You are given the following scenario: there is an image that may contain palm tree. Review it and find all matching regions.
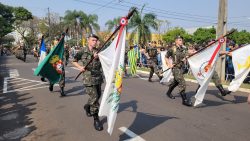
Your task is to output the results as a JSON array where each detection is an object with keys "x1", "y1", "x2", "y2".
[
  {"x1": 105, "y1": 16, "x2": 121, "y2": 31},
  {"x1": 63, "y1": 10, "x2": 81, "y2": 38},
  {"x1": 80, "y1": 13, "x2": 100, "y2": 35},
  {"x1": 128, "y1": 5, "x2": 158, "y2": 46}
]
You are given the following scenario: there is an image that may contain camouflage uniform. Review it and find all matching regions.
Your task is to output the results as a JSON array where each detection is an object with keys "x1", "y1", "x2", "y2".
[
  {"x1": 212, "y1": 71, "x2": 221, "y2": 86},
  {"x1": 165, "y1": 44, "x2": 192, "y2": 106},
  {"x1": 73, "y1": 47, "x2": 103, "y2": 115},
  {"x1": 147, "y1": 47, "x2": 162, "y2": 81},
  {"x1": 166, "y1": 46, "x2": 187, "y2": 93},
  {"x1": 64, "y1": 46, "x2": 70, "y2": 66}
]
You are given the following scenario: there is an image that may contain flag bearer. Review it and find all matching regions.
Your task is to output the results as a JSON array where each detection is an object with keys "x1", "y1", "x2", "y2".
[
  {"x1": 72, "y1": 34, "x2": 103, "y2": 131},
  {"x1": 165, "y1": 35, "x2": 192, "y2": 107}
]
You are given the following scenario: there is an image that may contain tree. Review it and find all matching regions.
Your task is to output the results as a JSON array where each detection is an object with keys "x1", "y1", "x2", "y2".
[
  {"x1": 162, "y1": 27, "x2": 192, "y2": 44},
  {"x1": 192, "y1": 27, "x2": 216, "y2": 44},
  {"x1": 0, "y1": 3, "x2": 14, "y2": 42},
  {"x1": 228, "y1": 29, "x2": 250, "y2": 45},
  {"x1": 63, "y1": 10, "x2": 80, "y2": 39},
  {"x1": 80, "y1": 12, "x2": 100, "y2": 35},
  {"x1": 12, "y1": 6, "x2": 33, "y2": 48},
  {"x1": 128, "y1": 5, "x2": 158, "y2": 46},
  {"x1": 105, "y1": 16, "x2": 121, "y2": 31}
]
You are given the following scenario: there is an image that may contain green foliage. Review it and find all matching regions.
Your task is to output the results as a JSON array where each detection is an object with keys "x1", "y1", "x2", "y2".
[
  {"x1": 105, "y1": 16, "x2": 121, "y2": 31},
  {"x1": 63, "y1": 10, "x2": 100, "y2": 36},
  {"x1": 228, "y1": 29, "x2": 250, "y2": 45},
  {"x1": 13, "y1": 6, "x2": 33, "y2": 25},
  {"x1": 0, "y1": 3, "x2": 14, "y2": 40},
  {"x1": 128, "y1": 5, "x2": 158, "y2": 45},
  {"x1": 192, "y1": 27, "x2": 216, "y2": 44},
  {"x1": 162, "y1": 27, "x2": 192, "y2": 44}
]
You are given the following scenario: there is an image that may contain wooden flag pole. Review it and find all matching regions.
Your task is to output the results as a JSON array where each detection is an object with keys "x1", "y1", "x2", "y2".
[{"x1": 75, "y1": 8, "x2": 136, "y2": 80}]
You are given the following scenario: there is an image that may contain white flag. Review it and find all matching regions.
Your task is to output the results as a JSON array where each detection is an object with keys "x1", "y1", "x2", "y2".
[
  {"x1": 160, "y1": 50, "x2": 173, "y2": 83},
  {"x1": 98, "y1": 27, "x2": 126, "y2": 135},
  {"x1": 228, "y1": 44, "x2": 250, "y2": 92},
  {"x1": 188, "y1": 43, "x2": 222, "y2": 106},
  {"x1": 38, "y1": 38, "x2": 46, "y2": 65}
]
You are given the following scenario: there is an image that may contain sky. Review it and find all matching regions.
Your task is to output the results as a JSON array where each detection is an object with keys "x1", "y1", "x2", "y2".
[{"x1": 1, "y1": 0, "x2": 249, "y2": 32}]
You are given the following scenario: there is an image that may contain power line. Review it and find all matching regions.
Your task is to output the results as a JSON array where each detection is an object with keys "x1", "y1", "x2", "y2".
[
  {"x1": 121, "y1": 0, "x2": 217, "y2": 20},
  {"x1": 90, "y1": 0, "x2": 116, "y2": 13},
  {"x1": 73, "y1": 0, "x2": 216, "y2": 24}
]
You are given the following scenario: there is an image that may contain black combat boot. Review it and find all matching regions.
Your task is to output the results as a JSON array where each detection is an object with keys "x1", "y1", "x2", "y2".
[
  {"x1": 166, "y1": 84, "x2": 176, "y2": 99},
  {"x1": 180, "y1": 92, "x2": 193, "y2": 107},
  {"x1": 148, "y1": 71, "x2": 153, "y2": 82},
  {"x1": 93, "y1": 114, "x2": 103, "y2": 131},
  {"x1": 49, "y1": 84, "x2": 53, "y2": 92},
  {"x1": 84, "y1": 104, "x2": 92, "y2": 117},
  {"x1": 60, "y1": 87, "x2": 65, "y2": 96},
  {"x1": 216, "y1": 84, "x2": 231, "y2": 96},
  {"x1": 41, "y1": 77, "x2": 46, "y2": 82}
]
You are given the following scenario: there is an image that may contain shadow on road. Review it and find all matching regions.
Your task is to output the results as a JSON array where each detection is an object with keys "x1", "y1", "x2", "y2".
[
  {"x1": 188, "y1": 89, "x2": 248, "y2": 108},
  {"x1": 118, "y1": 100, "x2": 177, "y2": 141},
  {"x1": 0, "y1": 92, "x2": 37, "y2": 140}
]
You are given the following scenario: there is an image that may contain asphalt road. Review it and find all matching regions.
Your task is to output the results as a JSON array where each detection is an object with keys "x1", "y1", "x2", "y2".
[{"x1": 0, "y1": 55, "x2": 250, "y2": 141}]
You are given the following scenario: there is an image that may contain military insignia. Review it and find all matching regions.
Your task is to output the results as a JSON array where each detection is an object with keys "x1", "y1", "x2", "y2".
[
  {"x1": 50, "y1": 55, "x2": 63, "y2": 74},
  {"x1": 197, "y1": 61, "x2": 210, "y2": 79}
]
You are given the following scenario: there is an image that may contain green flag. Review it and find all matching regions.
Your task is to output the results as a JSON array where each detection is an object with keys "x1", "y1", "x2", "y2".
[{"x1": 34, "y1": 36, "x2": 64, "y2": 84}]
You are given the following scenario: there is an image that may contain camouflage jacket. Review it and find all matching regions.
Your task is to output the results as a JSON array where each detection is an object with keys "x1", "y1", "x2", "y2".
[
  {"x1": 73, "y1": 47, "x2": 103, "y2": 86},
  {"x1": 166, "y1": 45, "x2": 188, "y2": 69}
]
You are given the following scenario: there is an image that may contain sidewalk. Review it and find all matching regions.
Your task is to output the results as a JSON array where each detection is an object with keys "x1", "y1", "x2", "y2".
[{"x1": 136, "y1": 69, "x2": 250, "y2": 93}]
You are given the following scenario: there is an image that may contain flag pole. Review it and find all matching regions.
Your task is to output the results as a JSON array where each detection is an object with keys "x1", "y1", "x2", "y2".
[
  {"x1": 161, "y1": 30, "x2": 236, "y2": 75},
  {"x1": 187, "y1": 29, "x2": 235, "y2": 58},
  {"x1": 75, "y1": 8, "x2": 137, "y2": 80}
]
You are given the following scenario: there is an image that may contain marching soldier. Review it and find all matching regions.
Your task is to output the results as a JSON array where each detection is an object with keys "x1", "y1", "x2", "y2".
[
  {"x1": 165, "y1": 35, "x2": 192, "y2": 107},
  {"x1": 146, "y1": 44, "x2": 163, "y2": 82},
  {"x1": 48, "y1": 37, "x2": 66, "y2": 97},
  {"x1": 72, "y1": 34, "x2": 103, "y2": 131},
  {"x1": 64, "y1": 44, "x2": 70, "y2": 66}
]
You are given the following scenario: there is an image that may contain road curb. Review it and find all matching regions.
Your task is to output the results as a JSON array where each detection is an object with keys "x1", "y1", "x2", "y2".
[{"x1": 136, "y1": 70, "x2": 250, "y2": 93}]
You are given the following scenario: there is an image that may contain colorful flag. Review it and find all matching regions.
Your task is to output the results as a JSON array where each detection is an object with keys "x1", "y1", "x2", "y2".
[
  {"x1": 34, "y1": 35, "x2": 64, "y2": 84},
  {"x1": 228, "y1": 44, "x2": 250, "y2": 92},
  {"x1": 38, "y1": 37, "x2": 46, "y2": 65},
  {"x1": 160, "y1": 50, "x2": 173, "y2": 83},
  {"x1": 127, "y1": 48, "x2": 137, "y2": 75},
  {"x1": 188, "y1": 39, "x2": 224, "y2": 106},
  {"x1": 98, "y1": 19, "x2": 127, "y2": 134}
]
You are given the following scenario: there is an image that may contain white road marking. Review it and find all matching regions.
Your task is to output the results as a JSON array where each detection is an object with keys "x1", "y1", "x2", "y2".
[
  {"x1": 3, "y1": 77, "x2": 8, "y2": 93},
  {"x1": 6, "y1": 86, "x2": 49, "y2": 93},
  {"x1": 2, "y1": 77, "x2": 58, "y2": 94},
  {"x1": 32, "y1": 68, "x2": 69, "y2": 73},
  {"x1": 119, "y1": 127, "x2": 146, "y2": 141},
  {"x1": 9, "y1": 69, "x2": 19, "y2": 77}
]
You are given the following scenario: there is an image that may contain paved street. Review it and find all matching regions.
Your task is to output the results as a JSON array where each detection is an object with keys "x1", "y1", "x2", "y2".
[{"x1": 0, "y1": 55, "x2": 250, "y2": 141}]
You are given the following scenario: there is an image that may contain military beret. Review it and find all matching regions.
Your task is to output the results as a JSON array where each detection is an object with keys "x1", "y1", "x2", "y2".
[
  {"x1": 175, "y1": 35, "x2": 183, "y2": 40},
  {"x1": 88, "y1": 33, "x2": 99, "y2": 40}
]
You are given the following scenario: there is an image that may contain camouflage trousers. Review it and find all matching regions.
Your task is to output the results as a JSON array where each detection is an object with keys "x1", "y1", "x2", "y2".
[
  {"x1": 211, "y1": 71, "x2": 221, "y2": 87},
  {"x1": 59, "y1": 66, "x2": 65, "y2": 88},
  {"x1": 169, "y1": 68, "x2": 186, "y2": 93},
  {"x1": 84, "y1": 84, "x2": 102, "y2": 115},
  {"x1": 148, "y1": 59, "x2": 162, "y2": 79}
]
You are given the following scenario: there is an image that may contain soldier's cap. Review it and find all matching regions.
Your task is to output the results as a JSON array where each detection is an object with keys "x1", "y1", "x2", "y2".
[
  {"x1": 175, "y1": 35, "x2": 183, "y2": 40},
  {"x1": 88, "y1": 33, "x2": 99, "y2": 40}
]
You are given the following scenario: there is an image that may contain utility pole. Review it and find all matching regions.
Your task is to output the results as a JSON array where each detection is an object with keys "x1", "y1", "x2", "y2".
[
  {"x1": 216, "y1": 0, "x2": 228, "y2": 82},
  {"x1": 48, "y1": 7, "x2": 51, "y2": 45}
]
